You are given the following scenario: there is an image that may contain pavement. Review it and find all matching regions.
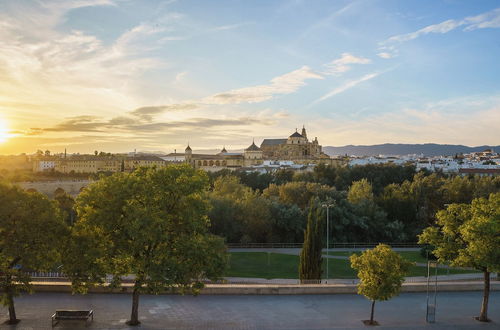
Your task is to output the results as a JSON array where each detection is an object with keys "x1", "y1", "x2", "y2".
[{"x1": 0, "y1": 291, "x2": 498, "y2": 329}]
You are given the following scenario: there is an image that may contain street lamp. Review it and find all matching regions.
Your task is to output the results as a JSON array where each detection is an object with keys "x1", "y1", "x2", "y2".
[{"x1": 322, "y1": 202, "x2": 335, "y2": 283}]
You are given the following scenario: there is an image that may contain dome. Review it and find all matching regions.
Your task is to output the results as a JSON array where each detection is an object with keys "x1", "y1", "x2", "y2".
[
  {"x1": 289, "y1": 131, "x2": 303, "y2": 138},
  {"x1": 245, "y1": 141, "x2": 261, "y2": 151}
]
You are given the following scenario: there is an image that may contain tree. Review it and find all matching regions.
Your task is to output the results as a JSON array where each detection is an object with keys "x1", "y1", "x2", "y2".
[
  {"x1": 63, "y1": 165, "x2": 228, "y2": 326},
  {"x1": 0, "y1": 183, "x2": 67, "y2": 324},
  {"x1": 418, "y1": 193, "x2": 500, "y2": 322},
  {"x1": 54, "y1": 191, "x2": 76, "y2": 225},
  {"x1": 350, "y1": 244, "x2": 412, "y2": 326},
  {"x1": 299, "y1": 200, "x2": 323, "y2": 282},
  {"x1": 263, "y1": 181, "x2": 336, "y2": 209},
  {"x1": 347, "y1": 178, "x2": 374, "y2": 205}
]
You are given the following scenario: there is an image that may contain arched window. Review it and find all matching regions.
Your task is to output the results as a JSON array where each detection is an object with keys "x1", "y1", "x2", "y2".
[
  {"x1": 203, "y1": 161, "x2": 208, "y2": 166},
  {"x1": 209, "y1": 160, "x2": 214, "y2": 166},
  {"x1": 215, "y1": 161, "x2": 220, "y2": 166}
]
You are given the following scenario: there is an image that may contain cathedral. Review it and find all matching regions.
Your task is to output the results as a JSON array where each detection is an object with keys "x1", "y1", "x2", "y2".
[
  {"x1": 260, "y1": 126, "x2": 323, "y2": 160},
  {"x1": 175, "y1": 126, "x2": 332, "y2": 171}
]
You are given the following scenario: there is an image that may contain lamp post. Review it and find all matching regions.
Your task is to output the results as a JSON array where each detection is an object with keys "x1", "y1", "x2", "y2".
[{"x1": 322, "y1": 202, "x2": 334, "y2": 283}]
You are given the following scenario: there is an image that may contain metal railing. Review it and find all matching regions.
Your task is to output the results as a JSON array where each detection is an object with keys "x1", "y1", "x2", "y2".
[{"x1": 227, "y1": 242, "x2": 422, "y2": 249}]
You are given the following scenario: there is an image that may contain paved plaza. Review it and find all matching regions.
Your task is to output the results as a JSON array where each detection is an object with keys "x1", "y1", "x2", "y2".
[{"x1": 0, "y1": 291, "x2": 498, "y2": 329}]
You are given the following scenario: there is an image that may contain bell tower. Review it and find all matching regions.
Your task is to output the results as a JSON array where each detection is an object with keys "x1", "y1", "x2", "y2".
[{"x1": 301, "y1": 125, "x2": 308, "y2": 140}]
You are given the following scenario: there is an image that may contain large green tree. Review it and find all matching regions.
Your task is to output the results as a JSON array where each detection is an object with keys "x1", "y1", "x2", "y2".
[
  {"x1": 299, "y1": 200, "x2": 323, "y2": 282},
  {"x1": 419, "y1": 193, "x2": 500, "y2": 322},
  {"x1": 0, "y1": 183, "x2": 67, "y2": 324},
  {"x1": 63, "y1": 165, "x2": 228, "y2": 326},
  {"x1": 350, "y1": 244, "x2": 412, "y2": 325}
]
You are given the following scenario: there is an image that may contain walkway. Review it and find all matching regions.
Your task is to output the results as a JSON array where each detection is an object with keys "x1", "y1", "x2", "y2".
[{"x1": 1, "y1": 291, "x2": 497, "y2": 329}]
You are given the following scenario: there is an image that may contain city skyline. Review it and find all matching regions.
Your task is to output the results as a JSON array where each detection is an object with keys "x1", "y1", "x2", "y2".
[{"x1": 1, "y1": 0, "x2": 500, "y2": 154}]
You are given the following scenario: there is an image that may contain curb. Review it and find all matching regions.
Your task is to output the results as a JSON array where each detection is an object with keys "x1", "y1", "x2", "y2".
[{"x1": 30, "y1": 281, "x2": 500, "y2": 295}]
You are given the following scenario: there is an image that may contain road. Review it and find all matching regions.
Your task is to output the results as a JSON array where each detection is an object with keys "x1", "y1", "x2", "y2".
[{"x1": 0, "y1": 291, "x2": 498, "y2": 329}]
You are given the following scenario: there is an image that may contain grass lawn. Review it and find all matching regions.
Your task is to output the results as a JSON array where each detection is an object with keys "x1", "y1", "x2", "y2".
[
  {"x1": 325, "y1": 250, "x2": 428, "y2": 263},
  {"x1": 226, "y1": 252, "x2": 479, "y2": 279}
]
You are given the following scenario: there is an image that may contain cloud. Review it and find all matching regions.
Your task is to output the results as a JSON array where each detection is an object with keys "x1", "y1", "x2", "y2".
[
  {"x1": 209, "y1": 22, "x2": 253, "y2": 32},
  {"x1": 384, "y1": 7, "x2": 500, "y2": 44},
  {"x1": 387, "y1": 19, "x2": 464, "y2": 43},
  {"x1": 28, "y1": 114, "x2": 276, "y2": 135},
  {"x1": 464, "y1": 8, "x2": 500, "y2": 30},
  {"x1": 323, "y1": 53, "x2": 371, "y2": 75},
  {"x1": 312, "y1": 72, "x2": 380, "y2": 105},
  {"x1": 131, "y1": 55, "x2": 372, "y2": 116},
  {"x1": 377, "y1": 52, "x2": 393, "y2": 59},
  {"x1": 131, "y1": 103, "x2": 199, "y2": 120},
  {"x1": 205, "y1": 66, "x2": 323, "y2": 104}
]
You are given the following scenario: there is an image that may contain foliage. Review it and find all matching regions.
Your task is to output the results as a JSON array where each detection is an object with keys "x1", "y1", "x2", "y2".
[
  {"x1": 263, "y1": 181, "x2": 337, "y2": 209},
  {"x1": 299, "y1": 200, "x2": 324, "y2": 281},
  {"x1": 0, "y1": 183, "x2": 67, "y2": 323},
  {"x1": 63, "y1": 165, "x2": 228, "y2": 325},
  {"x1": 347, "y1": 178, "x2": 374, "y2": 204},
  {"x1": 350, "y1": 244, "x2": 412, "y2": 324},
  {"x1": 418, "y1": 193, "x2": 500, "y2": 321},
  {"x1": 208, "y1": 175, "x2": 306, "y2": 243},
  {"x1": 54, "y1": 191, "x2": 76, "y2": 225}
]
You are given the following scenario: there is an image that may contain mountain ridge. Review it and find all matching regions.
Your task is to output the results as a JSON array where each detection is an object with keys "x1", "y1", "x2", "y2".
[{"x1": 323, "y1": 143, "x2": 499, "y2": 157}]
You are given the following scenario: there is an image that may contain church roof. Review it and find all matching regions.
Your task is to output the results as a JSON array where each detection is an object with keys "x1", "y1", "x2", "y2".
[
  {"x1": 221, "y1": 146, "x2": 227, "y2": 153},
  {"x1": 245, "y1": 141, "x2": 261, "y2": 151},
  {"x1": 185, "y1": 144, "x2": 192, "y2": 151},
  {"x1": 261, "y1": 138, "x2": 287, "y2": 146},
  {"x1": 289, "y1": 131, "x2": 303, "y2": 138}
]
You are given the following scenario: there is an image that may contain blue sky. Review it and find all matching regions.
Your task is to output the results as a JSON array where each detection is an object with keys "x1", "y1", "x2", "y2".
[{"x1": 0, "y1": 0, "x2": 499, "y2": 154}]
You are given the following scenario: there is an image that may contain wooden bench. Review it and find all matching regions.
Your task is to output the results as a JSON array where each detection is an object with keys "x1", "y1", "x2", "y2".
[{"x1": 51, "y1": 310, "x2": 94, "y2": 327}]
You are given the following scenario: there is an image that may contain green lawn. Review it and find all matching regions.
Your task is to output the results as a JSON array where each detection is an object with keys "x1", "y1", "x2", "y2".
[
  {"x1": 226, "y1": 252, "x2": 478, "y2": 279},
  {"x1": 325, "y1": 250, "x2": 428, "y2": 263}
]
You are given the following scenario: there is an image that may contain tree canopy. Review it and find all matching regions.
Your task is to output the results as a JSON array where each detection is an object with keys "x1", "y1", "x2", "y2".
[
  {"x1": 350, "y1": 244, "x2": 412, "y2": 325},
  {"x1": 0, "y1": 183, "x2": 67, "y2": 324},
  {"x1": 418, "y1": 193, "x2": 500, "y2": 322},
  {"x1": 63, "y1": 165, "x2": 228, "y2": 325}
]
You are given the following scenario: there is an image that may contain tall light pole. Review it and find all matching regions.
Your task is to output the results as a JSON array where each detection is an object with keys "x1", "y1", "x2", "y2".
[{"x1": 322, "y1": 202, "x2": 334, "y2": 283}]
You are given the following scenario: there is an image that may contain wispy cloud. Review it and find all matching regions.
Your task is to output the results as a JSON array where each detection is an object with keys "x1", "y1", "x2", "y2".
[
  {"x1": 131, "y1": 104, "x2": 199, "y2": 121},
  {"x1": 386, "y1": 19, "x2": 463, "y2": 43},
  {"x1": 311, "y1": 72, "x2": 380, "y2": 105},
  {"x1": 204, "y1": 66, "x2": 323, "y2": 104},
  {"x1": 377, "y1": 52, "x2": 393, "y2": 59},
  {"x1": 209, "y1": 22, "x2": 253, "y2": 32},
  {"x1": 379, "y1": 7, "x2": 500, "y2": 57},
  {"x1": 130, "y1": 53, "x2": 373, "y2": 117},
  {"x1": 323, "y1": 53, "x2": 371, "y2": 75}
]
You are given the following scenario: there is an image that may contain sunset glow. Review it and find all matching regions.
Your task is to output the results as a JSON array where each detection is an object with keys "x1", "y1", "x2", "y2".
[
  {"x1": 0, "y1": 117, "x2": 9, "y2": 144},
  {"x1": 0, "y1": 1, "x2": 499, "y2": 154}
]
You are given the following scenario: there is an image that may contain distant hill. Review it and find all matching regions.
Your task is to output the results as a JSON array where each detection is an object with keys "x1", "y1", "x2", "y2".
[{"x1": 323, "y1": 144, "x2": 500, "y2": 157}]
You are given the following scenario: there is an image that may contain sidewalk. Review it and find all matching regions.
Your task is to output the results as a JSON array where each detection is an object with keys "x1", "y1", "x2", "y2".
[{"x1": 1, "y1": 291, "x2": 498, "y2": 329}]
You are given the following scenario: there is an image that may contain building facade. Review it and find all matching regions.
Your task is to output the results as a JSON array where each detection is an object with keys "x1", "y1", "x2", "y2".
[
  {"x1": 260, "y1": 126, "x2": 324, "y2": 161},
  {"x1": 174, "y1": 127, "x2": 338, "y2": 171}
]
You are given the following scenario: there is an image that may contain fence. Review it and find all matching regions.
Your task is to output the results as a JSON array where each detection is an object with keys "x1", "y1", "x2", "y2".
[
  {"x1": 28, "y1": 272, "x2": 492, "y2": 285},
  {"x1": 228, "y1": 242, "x2": 422, "y2": 249}
]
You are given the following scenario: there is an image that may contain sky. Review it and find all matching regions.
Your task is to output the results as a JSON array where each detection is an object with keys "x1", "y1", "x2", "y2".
[{"x1": 0, "y1": 0, "x2": 499, "y2": 154}]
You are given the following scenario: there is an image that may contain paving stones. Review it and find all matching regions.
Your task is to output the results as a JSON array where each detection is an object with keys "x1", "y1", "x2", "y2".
[{"x1": 0, "y1": 292, "x2": 498, "y2": 329}]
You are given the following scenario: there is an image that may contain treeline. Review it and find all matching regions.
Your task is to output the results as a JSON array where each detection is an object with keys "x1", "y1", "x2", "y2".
[{"x1": 206, "y1": 164, "x2": 500, "y2": 243}]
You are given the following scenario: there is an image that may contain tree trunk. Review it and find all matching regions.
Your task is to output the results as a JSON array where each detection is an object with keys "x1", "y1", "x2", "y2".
[
  {"x1": 478, "y1": 271, "x2": 490, "y2": 322},
  {"x1": 370, "y1": 300, "x2": 376, "y2": 325},
  {"x1": 7, "y1": 292, "x2": 19, "y2": 324},
  {"x1": 127, "y1": 286, "x2": 141, "y2": 326}
]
